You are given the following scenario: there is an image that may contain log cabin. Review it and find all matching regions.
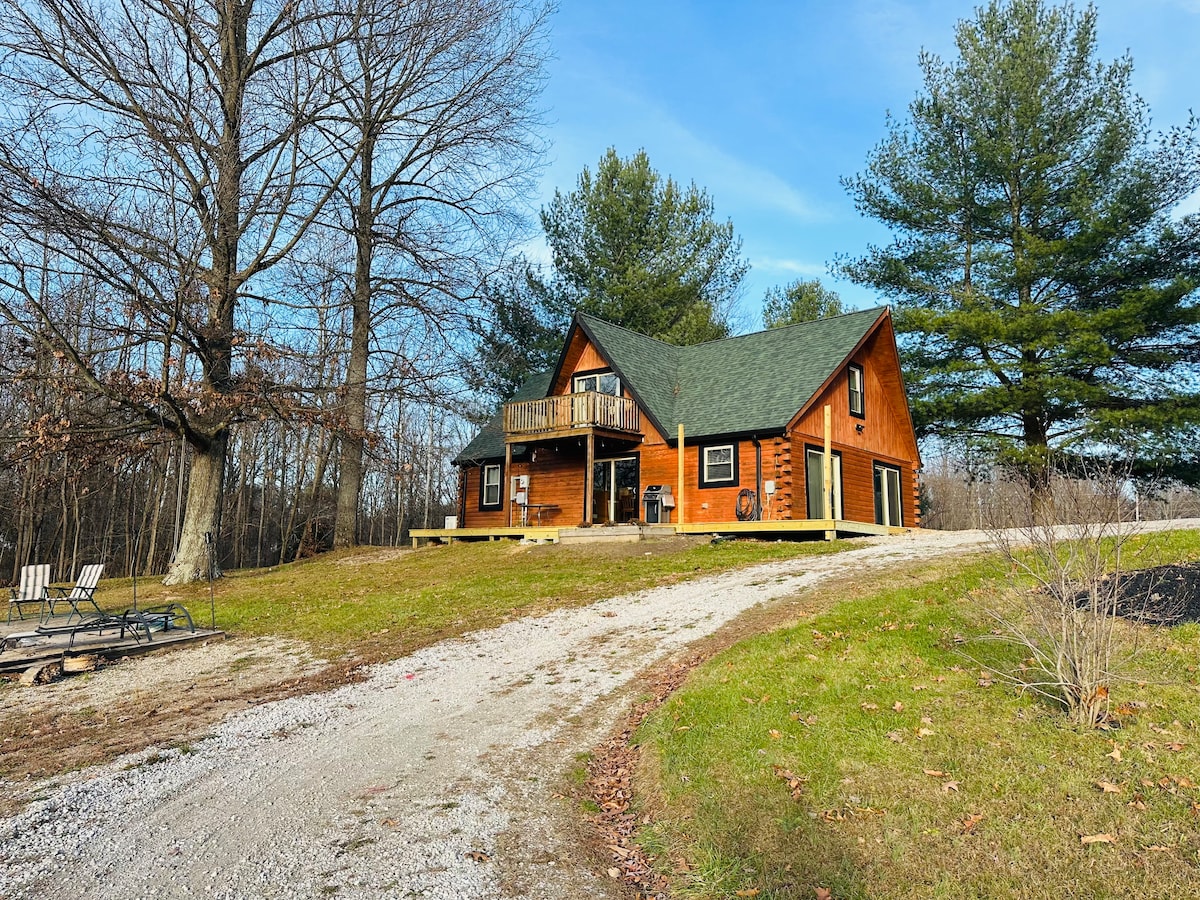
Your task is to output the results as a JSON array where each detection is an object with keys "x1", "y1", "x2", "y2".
[{"x1": 453, "y1": 306, "x2": 921, "y2": 533}]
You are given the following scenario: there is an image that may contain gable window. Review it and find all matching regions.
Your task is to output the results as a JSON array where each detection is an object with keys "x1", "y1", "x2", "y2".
[
  {"x1": 698, "y1": 442, "x2": 739, "y2": 488},
  {"x1": 574, "y1": 370, "x2": 620, "y2": 396},
  {"x1": 480, "y1": 463, "x2": 502, "y2": 510},
  {"x1": 848, "y1": 364, "x2": 865, "y2": 418}
]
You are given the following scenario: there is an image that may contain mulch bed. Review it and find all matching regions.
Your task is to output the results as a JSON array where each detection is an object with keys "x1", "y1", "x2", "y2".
[{"x1": 1078, "y1": 561, "x2": 1200, "y2": 625}]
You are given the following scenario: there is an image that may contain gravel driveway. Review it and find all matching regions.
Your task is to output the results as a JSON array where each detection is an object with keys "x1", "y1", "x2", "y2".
[{"x1": 0, "y1": 526, "x2": 1184, "y2": 899}]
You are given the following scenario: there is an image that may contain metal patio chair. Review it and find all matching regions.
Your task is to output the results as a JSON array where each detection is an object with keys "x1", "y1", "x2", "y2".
[{"x1": 46, "y1": 564, "x2": 105, "y2": 623}]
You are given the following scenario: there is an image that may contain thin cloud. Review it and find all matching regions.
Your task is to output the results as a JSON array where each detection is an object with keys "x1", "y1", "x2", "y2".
[
  {"x1": 751, "y1": 257, "x2": 827, "y2": 277},
  {"x1": 655, "y1": 117, "x2": 824, "y2": 222}
]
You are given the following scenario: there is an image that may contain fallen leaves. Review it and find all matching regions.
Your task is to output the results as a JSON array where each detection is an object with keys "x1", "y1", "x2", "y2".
[
  {"x1": 1096, "y1": 781, "x2": 1123, "y2": 794},
  {"x1": 464, "y1": 850, "x2": 491, "y2": 863},
  {"x1": 961, "y1": 813, "x2": 984, "y2": 833},
  {"x1": 1081, "y1": 833, "x2": 1116, "y2": 845},
  {"x1": 771, "y1": 765, "x2": 808, "y2": 800}
]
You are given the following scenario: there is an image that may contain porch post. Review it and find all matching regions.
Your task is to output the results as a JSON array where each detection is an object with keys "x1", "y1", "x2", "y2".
[
  {"x1": 823, "y1": 404, "x2": 834, "y2": 540},
  {"x1": 584, "y1": 432, "x2": 595, "y2": 525},
  {"x1": 505, "y1": 441, "x2": 513, "y2": 527},
  {"x1": 676, "y1": 423, "x2": 685, "y2": 526}
]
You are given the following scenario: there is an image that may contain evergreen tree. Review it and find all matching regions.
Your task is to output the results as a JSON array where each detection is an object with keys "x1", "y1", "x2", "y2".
[
  {"x1": 470, "y1": 262, "x2": 565, "y2": 404},
  {"x1": 540, "y1": 148, "x2": 747, "y2": 344},
  {"x1": 841, "y1": 0, "x2": 1200, "y2": 500},
  {"x1": 762, "y1": 278, "x2": 844, "y2": 328},
  {"x1": 473, "y1": 148, "x2": 748, "y2": 405}
]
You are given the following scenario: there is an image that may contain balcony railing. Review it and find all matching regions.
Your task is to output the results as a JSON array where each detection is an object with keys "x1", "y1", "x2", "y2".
[{"x1": 504, "y1": 391, "x2": 640, "y2": 438}]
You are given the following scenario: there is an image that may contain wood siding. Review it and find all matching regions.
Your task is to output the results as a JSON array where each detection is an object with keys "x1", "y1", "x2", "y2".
[
  {"x1": 459, "y1": 313, "x2": 921, "y2": 529},
  {"x1": 787, "y1": 321, "x2": 920, "y2": 526}
]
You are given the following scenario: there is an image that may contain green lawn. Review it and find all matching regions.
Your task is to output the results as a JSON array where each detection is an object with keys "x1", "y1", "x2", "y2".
[
  {"x1": 90, "y1": 537, "x2": 848, "y2": 661},
  {"x1": 634, "y1": 529, "x2": 1200, "y2": 899}
]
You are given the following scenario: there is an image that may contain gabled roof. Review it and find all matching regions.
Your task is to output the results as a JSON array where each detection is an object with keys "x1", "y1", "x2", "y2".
[
  {"x1": 571, "y1": 306, "x2": 889, "y2": 439},
  {"x1": 456, "y1": 305, "x2": 891, "y2": 461}
]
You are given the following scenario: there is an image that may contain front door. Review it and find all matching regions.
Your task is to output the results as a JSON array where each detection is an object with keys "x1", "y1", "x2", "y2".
[{"x1": 592, "y1": 457, "x2": 638, "y2": 524}]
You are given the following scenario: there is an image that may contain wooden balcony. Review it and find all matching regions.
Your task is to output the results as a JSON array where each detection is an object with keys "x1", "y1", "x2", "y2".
[{"x1": 503, "y1": 391, "x2": 641, "y2": 441}]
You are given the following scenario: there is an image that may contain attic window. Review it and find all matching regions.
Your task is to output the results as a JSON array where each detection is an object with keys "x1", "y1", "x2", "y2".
[
  {"x1": 574, "y1": 370, "x2": 620, "y2": 396},
  {"x1": 848, "y1": 364, "x2": 865, "y2": 418},
  {"x1": 699, "y1": 442, "x2": 739, "y2": 488}
]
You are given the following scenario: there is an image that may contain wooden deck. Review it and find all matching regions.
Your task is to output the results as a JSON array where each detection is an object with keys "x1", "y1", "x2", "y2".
[
  {"x1": 504, "y1": 391, "x2": 640, "y2": 441},
  {"x1": 411, "y1": 519, "x2": 907, "y2": 547},
  {"x1": 0, "y1": 615, "x2": 224, "y2": 676}
]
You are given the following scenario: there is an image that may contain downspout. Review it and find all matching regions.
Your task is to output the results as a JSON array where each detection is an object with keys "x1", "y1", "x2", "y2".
[{"x1": 753, "y1": 437, "x2": 763, "y2": 521}]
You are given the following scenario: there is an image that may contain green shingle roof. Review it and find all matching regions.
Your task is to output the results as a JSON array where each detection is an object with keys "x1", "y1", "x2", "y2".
[
  {"x1": 577, "y1": 306, "x2": 887, "y2": 439},
  {"x1": 455, "y1": 306, "x2": 887, "y2": 461}
]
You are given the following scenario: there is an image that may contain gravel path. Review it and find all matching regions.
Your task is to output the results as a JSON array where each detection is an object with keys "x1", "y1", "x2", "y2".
[{"x1": 0, "y1": 525, "x2": 1190, "y2": 899}]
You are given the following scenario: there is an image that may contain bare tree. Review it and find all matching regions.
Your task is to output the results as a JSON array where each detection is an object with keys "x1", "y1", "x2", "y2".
[
  {"x1": 318, "y1": 0, "x2": 552, "y2": 548},
  {"x1": 0, "y1": 0, "x2": 350, "y2": 582}
]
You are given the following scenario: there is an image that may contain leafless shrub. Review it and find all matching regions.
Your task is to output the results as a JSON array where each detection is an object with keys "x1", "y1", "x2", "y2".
[{"x1": 982, "y1": 463, "x2": 1160, "y2": 727}]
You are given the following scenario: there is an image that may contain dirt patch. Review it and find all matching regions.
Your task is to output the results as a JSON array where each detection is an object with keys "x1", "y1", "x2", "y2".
[
  {"x1": 1095, "y1": 562, "x2": 1200, "y2": 624},
  {"x1": 0, "y1": 635, "x2": 339, "y2": 809},
  {"x1": 335, "y1": 548, "x2": 411, "y2": 567}
]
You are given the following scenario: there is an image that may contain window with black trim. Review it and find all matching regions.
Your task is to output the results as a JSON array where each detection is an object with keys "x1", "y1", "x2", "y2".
[
  {"x1": 848, "y1": 364, "x2": 865, "y2": 418},
  {"x1": 480, "y1": 463, "x2": 502, "y2": 510},
  {"x1": 873, "y1": 462, "x2": 903, "y2": 527},
  {"x1": 698, "y1": 442, "x2": 739, "y2": 488},
  {"x1": 805, "y1": 446, "x2": 843, "y2": 520}
]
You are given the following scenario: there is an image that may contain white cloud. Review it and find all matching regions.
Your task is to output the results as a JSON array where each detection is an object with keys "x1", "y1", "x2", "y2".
[{"x1": 653, "y1": 117, "x2": 824, "y2": 222}]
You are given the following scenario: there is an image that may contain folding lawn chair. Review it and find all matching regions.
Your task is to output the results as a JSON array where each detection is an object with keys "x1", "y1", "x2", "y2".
[
  {"x1": 6, "y1": 564, "x2": 51, "y2": 623},
  {"x1": 46, "y1": 564, "x2": 105, "y2": 623}
]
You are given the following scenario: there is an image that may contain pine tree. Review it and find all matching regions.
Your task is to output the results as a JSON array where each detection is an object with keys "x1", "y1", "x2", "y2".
[{"x1": 842, "y1": 0, "x2": 1200, "y2": 503}]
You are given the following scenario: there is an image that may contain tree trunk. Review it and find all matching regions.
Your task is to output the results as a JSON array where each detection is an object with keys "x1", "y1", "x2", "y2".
[
  {"x1": 164, "y1": 431, "x2": 228, "y2": 585},
  {"x1": 333, "y1": 136, "x2": 375, "y2": 549}
]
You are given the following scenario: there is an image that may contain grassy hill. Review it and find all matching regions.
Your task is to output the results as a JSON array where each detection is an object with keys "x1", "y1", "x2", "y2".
[{"x1": 633, "y1": 529, "x2": 1200, "y2": 899}]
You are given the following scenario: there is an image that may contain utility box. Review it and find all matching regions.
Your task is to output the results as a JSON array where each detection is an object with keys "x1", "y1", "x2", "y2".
[
  {"x1": 642, "y1": 484, "x2": 675, "y2": 524},
  {"x1": 444, "y1": 515, "x2": 458, "y2": 529}
]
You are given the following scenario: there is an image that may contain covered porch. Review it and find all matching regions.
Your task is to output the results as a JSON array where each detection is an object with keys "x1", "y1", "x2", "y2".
[{"x1": 502, "y1": 390, "x2": 644, "y2": 527}]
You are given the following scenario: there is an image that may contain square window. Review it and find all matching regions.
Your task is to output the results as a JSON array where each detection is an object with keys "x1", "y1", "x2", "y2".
[{"x1": 700, "y1": 443, "x2": 737, "y2": 487}]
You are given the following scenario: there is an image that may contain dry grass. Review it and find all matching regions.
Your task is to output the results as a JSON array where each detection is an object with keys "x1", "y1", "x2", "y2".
[{"x1": 1, "y1": 536, "x2": 844, "y2": 784}]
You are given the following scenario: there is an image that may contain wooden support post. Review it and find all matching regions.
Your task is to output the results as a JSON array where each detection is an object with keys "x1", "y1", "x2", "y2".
[
  {"x1": 677, "y1": 423, "x2": 685, "y2": 527},
  {"x1": 504, "y1": 442, "x2": 513, "y2": 527},
  {"x1": 584, "y1": 431, "x2": 595, "y2": 525},
  {"x1": 823, "y1": 404, "x2": 834, "y2": 541}
]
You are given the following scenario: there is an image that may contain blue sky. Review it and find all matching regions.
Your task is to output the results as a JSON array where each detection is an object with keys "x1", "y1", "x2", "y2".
[{"x1": 527, "y1": 0, "x2": 1200, "y2": 331}]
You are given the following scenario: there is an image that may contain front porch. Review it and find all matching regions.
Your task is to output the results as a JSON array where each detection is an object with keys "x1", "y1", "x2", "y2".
[{"x1": 410, "y1": 518, "x2": 907, "y2": 548}]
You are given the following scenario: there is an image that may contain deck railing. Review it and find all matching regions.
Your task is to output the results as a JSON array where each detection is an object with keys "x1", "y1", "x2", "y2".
[{"x1": 503, "y1": 391, "x2": 640, "y2": 437}]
